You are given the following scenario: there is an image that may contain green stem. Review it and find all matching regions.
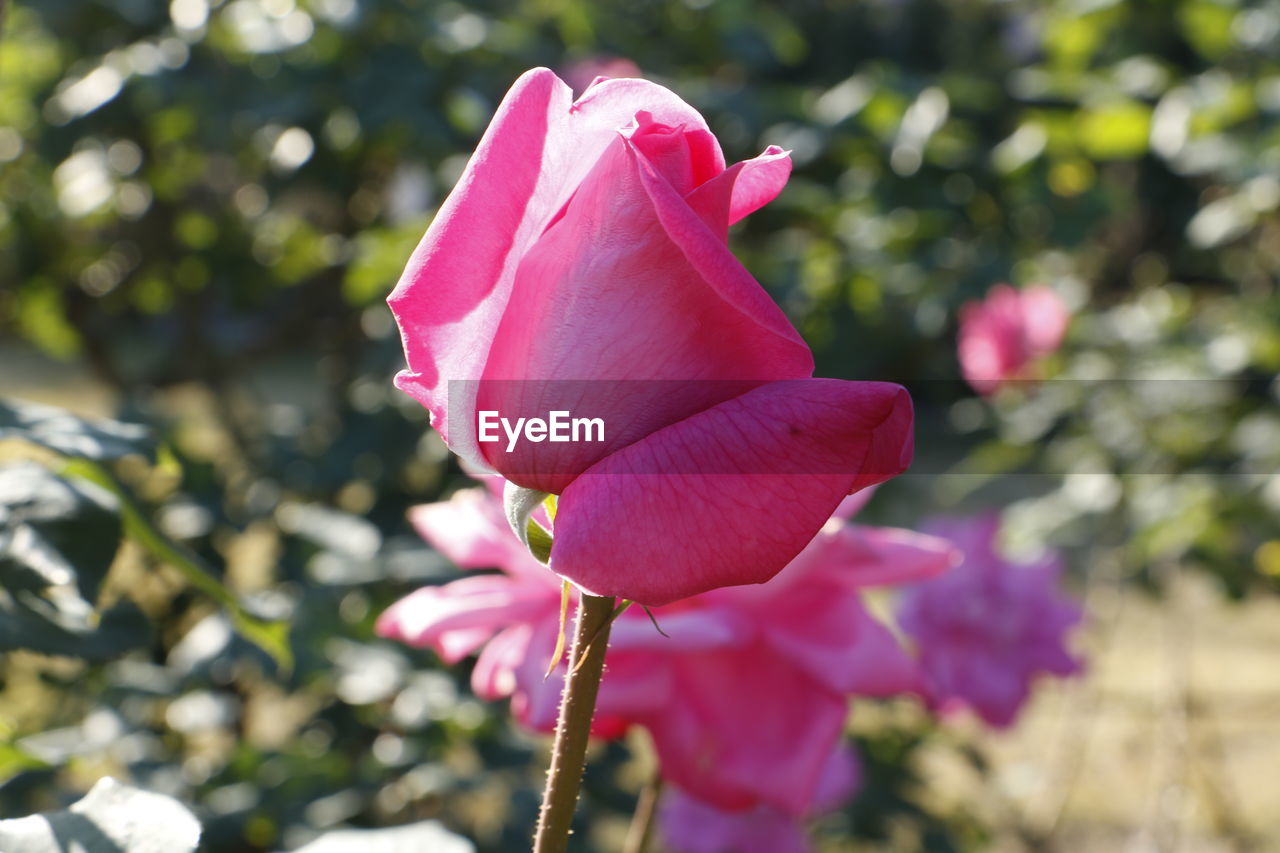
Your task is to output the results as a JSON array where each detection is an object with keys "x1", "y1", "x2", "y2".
[
  {"x1": 532, "y1": 592, "x2": 616, "y2": 853},
  {"x1": 622, "y1": 773, "x2": 663, "y2": 853}
]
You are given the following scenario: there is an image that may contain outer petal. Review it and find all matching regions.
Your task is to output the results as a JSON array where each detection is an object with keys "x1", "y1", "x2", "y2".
[
  {"x1": 1020, "y1": 284, "x2": 1070, "y2": 354},
  {"x1": 374, "y1": 576, "x2": 549, "y2": 663},
  {"x1": 762, "y1": 583, "x2": 920, "y2": 696},
  {"x1": 551, "y1": 379, "x2": 914, "y2": 606},
  {"x1": 643, "y1": 644, "x2": 848, "y2": 814},
  {"x1": 660, "y1": 793, "x2": 812, "y2": 853},
  {"x1": 389, "y1": 70, "x2": 730, "y2": 473},
  {"x1": 390, "y1": 69, "x2": 576, "y2": 472},
  {"x1": 408, "y1": 488, "x2": 524, "y2": 571},
  {"x1": 476, "y1": 132, "x2": 812, "y2": 492},
  {"x1": 684, "y1": 145, "x2": 792, "y2": 237},
  {"x1": 825, "y1": 525, "x2": 960, "y2": 588}
]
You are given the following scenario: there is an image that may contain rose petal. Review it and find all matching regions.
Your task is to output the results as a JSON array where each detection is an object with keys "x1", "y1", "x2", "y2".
[
  {"x1": 476, "y1": 135, "x2": 813, "y2": 492},
  {"x1": 375, "y1": 576, "x2": 550, "y2": 663},
  {"x1": 684, "y1": 145, "x2": 792, "y2": 237},
  {"x1": 390, "y1": 69, "x2": 731, "y2": 474},
  {"x1": 551, "y1": 379, "x2": 914, "y2": 606},
  {"x1": 643, "y1": 644, "x2": 848, "y2": 814}
]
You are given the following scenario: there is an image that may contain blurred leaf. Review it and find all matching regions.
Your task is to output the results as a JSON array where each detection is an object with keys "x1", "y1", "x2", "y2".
[
  {"x1": 62, "y1": 459, "x2": 293, "y2": 672},
  {"x1": 0, "y1": 399, "x2": 153, "y2": 462},
  {"x1": 0, "y1": 743, "x2": 50, "y2": 785},
  {"x1": 1078, "y1": 101, "x2": 1151, "y2": 160},
  {"x1": 0, "y1": 462, "x2": 120, "y2": 602},
  {"x1": 0, "y1": 593, "x2": 149, "y2": 660},
  {"x1": 0, "y1": 777, "x2": 200, "y2": 853},
  {"x1": 0, "y1": 463, "x2": 145, "y2": 660}
]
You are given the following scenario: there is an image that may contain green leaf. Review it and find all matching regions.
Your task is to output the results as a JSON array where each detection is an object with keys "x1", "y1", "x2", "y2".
[
  {"x1": 502, "y1": 481, "x2": 553, "y2": 564},
  {"x1": 0, "y1": 398, "x2": 154, "y2": 462},
  {"x1": 0, "y1": 742, "x2": 50, "y2": 785},
  {"x1": 61, "y1": 459, "x2": 293, "y2": 672}
]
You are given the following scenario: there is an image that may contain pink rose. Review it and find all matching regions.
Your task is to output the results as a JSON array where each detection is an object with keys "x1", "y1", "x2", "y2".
[
  {"x1": 387, "y1": 68, "x2": 913, "y2": 605},
  {"x1": 659, "y1": 745, "x2": 862, "y2": 853},
  {"x1": 896, "y1": 514, "x2": 1083, "y2": 727},
  {"x1": 376, "y1": 482, "x2": 958, "y2": 810},
  {"x1": 957, "y1": 283, "x2": 1069, "y2": 395}
]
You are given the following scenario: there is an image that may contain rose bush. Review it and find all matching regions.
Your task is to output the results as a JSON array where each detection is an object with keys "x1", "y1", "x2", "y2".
[{"x1": 388, "y1": 68, "x2": 913, "y2": 605}]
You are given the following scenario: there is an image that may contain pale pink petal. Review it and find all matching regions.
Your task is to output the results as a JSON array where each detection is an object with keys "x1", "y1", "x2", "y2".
[
  {"x1": 829, "y1": 525, "x2": 961, "y2": 587},
  {"x1": 551, "y1": 379, "x2": 914, "y2": 606},
  {"x1": 832, "y1": 486, "x2": 876, "y2": 520},
  {"x1": 408, "y1": 488, "x2": 521, "y2": 570},
  {"x1": 390, "y1": 69, "x2": 576, "y2": 473},
  {"x1": 471, "y1": 622, "x2": 534, "y2": 700},
  {"x1": 607, "y1": 606, "x2": 748, "y2": 652},
  {"x1": 1020, "y1": 285, "x2": 1070, "y2": 354},
  {"x1": 375, "y1": 576, "x2": 548, "y2": 663}
]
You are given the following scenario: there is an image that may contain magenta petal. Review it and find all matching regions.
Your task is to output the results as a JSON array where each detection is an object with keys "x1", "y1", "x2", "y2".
[
  {"x1": 830, "y1": 525, "x2": 961, "y2": 587},
  {"x1": 684, "y1": 145, "x2": 792, "y2": 236},
  {"x1": 762, "y1": 583, "x2": 919, "y2": 696},
  {"x1": 389, "y1": 69, "x2": 575, "y2": 472},
  {"x1": 645, "y1": 645, "x2": 848, "y2": 814},
  {"x1": 551, "y1": 379, "x2": 914, "y2": 606},
  {"x1": 660, "y1": 792, "x2": 813, "y2": 853},
  {"x1": 476, "y1": 135, "x2": 813, "y2": 492}
]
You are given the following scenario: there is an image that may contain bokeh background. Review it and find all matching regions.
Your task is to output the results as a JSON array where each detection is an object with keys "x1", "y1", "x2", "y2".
[{"x1": 2, "y1": 0, "x2": 1279, "y2": 850}]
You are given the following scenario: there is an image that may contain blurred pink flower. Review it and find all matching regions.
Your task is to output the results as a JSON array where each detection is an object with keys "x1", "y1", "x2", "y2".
[
  {"x1": 376, "y1": 484, "x2": 958, "y2": 810},
  {"x1": 560, "y1": 55, "x2": 642, "y2": 94},
  {"x1": 387, "y1": 67, "x2": 914, "y2": 606},
  {"x1": 659, "y1": 745, "x2": 861, "y2": 853},
  {"x1": 957, "y1": 283, "x2": 1069, "y2": 395},
  {"x1": 896, "y1": 515, "x2": 1083, "y2": 727}
]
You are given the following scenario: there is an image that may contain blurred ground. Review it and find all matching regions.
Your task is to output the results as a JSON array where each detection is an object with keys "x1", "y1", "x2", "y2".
[
  {"x1": 906, "y1": 571, "x2": 1280, "y2": 853},
  {"x1": 4, "y1": 343, "x2": 1277, "y2": 853}
]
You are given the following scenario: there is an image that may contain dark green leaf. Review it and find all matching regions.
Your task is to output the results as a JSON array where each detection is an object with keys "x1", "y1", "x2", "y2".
[{"x1": 0, "y1": 463, "x2": 121, "y2": 604}]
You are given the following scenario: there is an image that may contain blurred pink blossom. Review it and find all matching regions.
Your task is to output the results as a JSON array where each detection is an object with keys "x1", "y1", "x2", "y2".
[
  {"x1": 560, "y1": 55, "x2": 643, "y2": 94},
  {"x1": 957, "y1": 283, "x2": 1069, "y2": 395},
  {"x1": 376, "y1": 484, "x2": 958, "y2": 811},
  {"x1": 659, "y1": 745, "x2": 861, "y2": 853},
  {"x1": 896, "y1": 514, "x2": 1083, "y2": 727}
]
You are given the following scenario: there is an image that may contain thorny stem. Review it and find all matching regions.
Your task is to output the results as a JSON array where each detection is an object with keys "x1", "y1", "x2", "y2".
[{"x1": 532, "y1": 592, "x2": 617, "y2": 853}]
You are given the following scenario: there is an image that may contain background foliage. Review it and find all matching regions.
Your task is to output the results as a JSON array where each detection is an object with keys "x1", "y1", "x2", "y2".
[{"x1": 1, "y1": 0, "x2": 1277, "y2": 850}]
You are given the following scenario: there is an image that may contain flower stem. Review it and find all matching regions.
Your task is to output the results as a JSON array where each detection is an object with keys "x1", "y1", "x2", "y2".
[
  {"x1": 533, "y1": 592, "x2": 617, "y2": 853},
  {"x1": 622, "y1": 773, "x2": 663, "y2": 853}
]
